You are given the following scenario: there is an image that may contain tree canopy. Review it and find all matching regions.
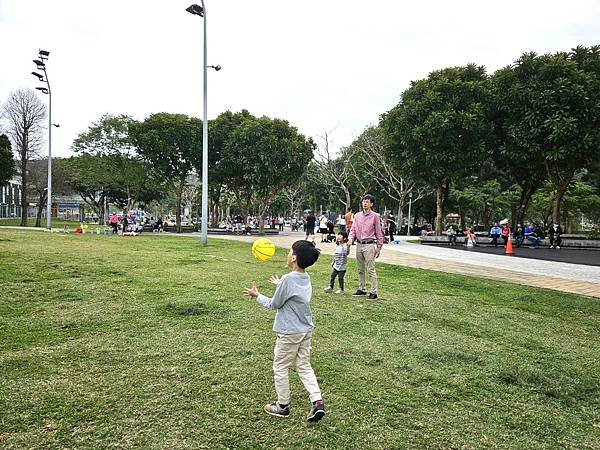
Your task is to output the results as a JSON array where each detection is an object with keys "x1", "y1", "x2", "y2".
[
  {"x1": 224, "y1": 115, "x2": 315, "y2": 230},
  {"x1": 130, "y1": 113, "x2": 201, "y2": 231},
  {"x1": 0, "y1": 134, "x2": 14, "y2": 186},
  {"x1": 381, "y1": 64, "x2": 493, "y2": 234}
]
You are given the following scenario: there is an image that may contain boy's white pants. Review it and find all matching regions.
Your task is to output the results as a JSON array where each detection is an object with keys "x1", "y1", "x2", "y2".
[{"x1": 273, "y1": 332, "x2": 322, "y2": 404}]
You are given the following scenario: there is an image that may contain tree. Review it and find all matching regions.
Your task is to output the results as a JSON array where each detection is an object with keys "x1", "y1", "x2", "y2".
[
  {"x1": 345, "y1": 126, "x2": 428, "y2": 220},
  {"x1": 381, "y1": 65, "x2": 493, "y2": 234},
  {"x1": 314, "y1": 130, "x2": 353, "y2": 210},
  {"x1": 492, "y1": 47, "x2": 600, "y2": 225},
  {"x1": 207, "y1": 110, "x2": 254, "y2": 226},
  {"x1": 130, "y1": 113, "x2": 200, "y2": 232},
  {"x1": 72, "y1": 114, "x2": 162, "y2": 223},
  {"x1": 26, "y1": 159, "x2": 48, "y2": 227},
  {"x1": 1, "y1": 89, "x2": 47, "y2": 226},
  {"x1": 0, "y1": 134, "x2": 15, "y2": 186},
  {"x1": 489, "y1": 63, "x2": 549, "y2": 228},
  {"x1": 224, "y1": 116, "x2": 314, "y2": 232},
  {"x1": 62, "y1": 154, "x2": 114, "y2": 221}
]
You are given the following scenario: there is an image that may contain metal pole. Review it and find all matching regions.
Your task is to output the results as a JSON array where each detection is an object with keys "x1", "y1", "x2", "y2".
[
  {"x1": 45, "y1": 72, "x2": 52, "y2": 230},
  {"x1": 104, "y1": 193, "x2": 109, "y2": 224},
  {"x1": 200, "y1": 0, "x2": 208, "y2": 247}
]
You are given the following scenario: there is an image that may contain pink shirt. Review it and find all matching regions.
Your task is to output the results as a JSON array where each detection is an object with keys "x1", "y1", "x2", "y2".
[{"x1": 348, "y1": 210, "x2": 384, "y2": 252}]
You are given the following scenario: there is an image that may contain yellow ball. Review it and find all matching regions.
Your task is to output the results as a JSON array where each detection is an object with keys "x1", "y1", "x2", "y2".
[{"x1": 252, "y1": 238, "x2": 276, "y2": 261}]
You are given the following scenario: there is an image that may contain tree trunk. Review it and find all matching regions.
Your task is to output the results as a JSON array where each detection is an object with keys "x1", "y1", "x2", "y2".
[
  {"x1": 98, "y1": 201, "x2": 105, "y2": 226},
  {"x1": 175, "y1": 190, "x2": 182, "y2": 233},
  {"x1": 341, "y1": 183, "x2": 351, "y2": 211},
  {"x1": 20, "y1": 168, "x2": 27, "y2": 226},
  {"x1": 257, "y1": 193, "x2": 275, "y2": 235},
  {"x1": 34, "y1": 191, "x2": 46, "y2": 227},
  {"x1": 434, "y1": 180, "x2": 447, "y2": 236},
  {"x1": 514, "y1": 186, "x2": 535, "y2": 229},
  {"x1": 552, "y1": 184, "x2": 569, "y2": 225}
]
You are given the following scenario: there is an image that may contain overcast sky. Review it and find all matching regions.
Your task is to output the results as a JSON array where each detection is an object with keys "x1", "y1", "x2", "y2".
[{"x1": 1, "y1": 0, "x2": 599, "y2": 158}]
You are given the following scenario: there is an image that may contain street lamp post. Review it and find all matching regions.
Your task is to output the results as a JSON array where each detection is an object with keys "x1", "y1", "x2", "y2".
[
  {"x1": 406, "y1": 192, "x2": 413, "y2": 236},
  {"x1": 32, "y1": 49, "x2": 52, "y2": 230},
  {"x1": 187, "y1": 2, "x2": 220, "y2": 247}
]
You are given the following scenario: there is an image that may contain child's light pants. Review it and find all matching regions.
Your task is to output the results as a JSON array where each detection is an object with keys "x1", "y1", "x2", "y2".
[{"x1": 273, "y1": 332, "x2": 322, "y2": 405}]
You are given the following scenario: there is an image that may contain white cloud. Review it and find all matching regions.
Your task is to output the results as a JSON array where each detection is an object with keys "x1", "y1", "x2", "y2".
[{"x1": 0, "y1": 0, "x2": 598, "y2": 158}]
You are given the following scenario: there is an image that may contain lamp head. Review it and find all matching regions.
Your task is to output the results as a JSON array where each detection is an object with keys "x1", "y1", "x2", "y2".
[
  {"x1": 35, "y1": 87, "x2": 49, "y2": 94},
  {"x1": 214, "y1": 65, "x2": 221, "y2": 71},
  {"x1": 31, "y1": 71, "x2": 45, "y2": 81},
  {"x1": 186, "y1": 4, "x2": 204, "y2": 16},
  {"x1": 39, "y1": 49, "x2": 50, "y2": 58},
  {"x1": 33, "y1": 59, "x2": 45, "y2": 68}
]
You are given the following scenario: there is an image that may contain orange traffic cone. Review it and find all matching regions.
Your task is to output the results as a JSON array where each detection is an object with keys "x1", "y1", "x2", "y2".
[{"x1": 505, "y1": 234, "x2": 514, "y2": 255}]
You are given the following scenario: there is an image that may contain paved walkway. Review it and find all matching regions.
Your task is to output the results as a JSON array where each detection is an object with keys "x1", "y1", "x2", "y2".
[{"x1": 213, "y1": 232, "x2": 600, "y2": 299}]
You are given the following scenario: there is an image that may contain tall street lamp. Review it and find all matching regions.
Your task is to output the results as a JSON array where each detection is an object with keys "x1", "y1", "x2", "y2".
[
  {"x1": 186, "y1": 2, "x2": 220, "y2": 247},
  {"x1": 32, "y1": 49, "x2": 53, "y2": 230}
]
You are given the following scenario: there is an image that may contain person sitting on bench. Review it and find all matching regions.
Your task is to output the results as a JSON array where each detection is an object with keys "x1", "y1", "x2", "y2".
[
  {"x1": 548, "y1": 222, "x2": 563, "y2": 249},
  {"x1": 524, "y1": 223, "x2": 541, "y2": 248}
]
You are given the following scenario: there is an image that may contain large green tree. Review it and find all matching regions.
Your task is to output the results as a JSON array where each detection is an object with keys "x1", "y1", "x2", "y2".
[
  {"x1": 381, "y1": 65, "x2": 493, "y2": 234},
  {"x1": 223, "y1": 116, "x2": 314, "y2": 232},
  {"x1": 72, "y1": 114, "x2": 163, "y2": 222},
  {"x1": 0, "y1": 134, "x2": 14, "y2": 186},
  {"x1": 206, "y1": 110, "x2": 254, "y2": 226},
  {"x1": 130, "y1": 113, "x2": 200, "y2": 232},
  {"x1": 62, "y1": 154, "x2": 115, "y2": 221},
  {"x1": 492, "y1": 47, "x2": 600, "y2": 224}
]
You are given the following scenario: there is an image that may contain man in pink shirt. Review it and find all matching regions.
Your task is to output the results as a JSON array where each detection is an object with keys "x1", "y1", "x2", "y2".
[{"x1": 347, "y1": 194, "x2": 384, "y2": 300}]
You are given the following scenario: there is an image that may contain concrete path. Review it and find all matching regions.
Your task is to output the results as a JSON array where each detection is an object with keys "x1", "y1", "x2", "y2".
[{"x1": 213, "y1": 232, "x2": 600, "y2": 299}]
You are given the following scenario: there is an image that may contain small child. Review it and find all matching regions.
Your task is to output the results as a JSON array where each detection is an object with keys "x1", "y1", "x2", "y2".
[
  {"x1": 465, "y1": 227, "x2": 476, "y2": 248},
  {"x1": 243, "y1": 240, "x2": 326, "y2": 423},
  {"x1": 324, "y1": 231, "x2": 348, "y2": 295}
]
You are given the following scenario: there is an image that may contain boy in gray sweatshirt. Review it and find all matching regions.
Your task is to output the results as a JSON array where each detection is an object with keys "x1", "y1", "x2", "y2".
[{"x1": 243, "y1": 240, "x2": 325, "y2": 422}]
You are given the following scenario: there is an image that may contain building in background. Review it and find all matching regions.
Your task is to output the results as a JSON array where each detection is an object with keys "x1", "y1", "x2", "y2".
[{"x1": 0, "y1": 177, "x2": 21, "y2": 219}]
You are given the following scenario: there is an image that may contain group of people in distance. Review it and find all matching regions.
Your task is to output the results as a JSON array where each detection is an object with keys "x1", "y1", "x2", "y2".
[
  {"x1": 445, "y1": 220, "x2": 564, "y2": 249},
  {"x1": 242, "y1": 194, "x2": 384, "y2": 424}
]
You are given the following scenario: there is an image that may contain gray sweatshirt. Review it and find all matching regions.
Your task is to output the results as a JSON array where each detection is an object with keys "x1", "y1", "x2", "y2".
[
  {"x1": 332, "y1": 244, "x2": 348, "y2": 271},
  {"x1": 256, "y1": 271, "x2": 314, "y2": 334}
]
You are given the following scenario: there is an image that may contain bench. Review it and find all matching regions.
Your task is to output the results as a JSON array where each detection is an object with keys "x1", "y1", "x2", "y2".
[
  {"x1": 207, "y1": 228, "x2": 279, "y2": 235},
  {"x1": 420, "y1": 235, "x2": 600, "y2": 249}
]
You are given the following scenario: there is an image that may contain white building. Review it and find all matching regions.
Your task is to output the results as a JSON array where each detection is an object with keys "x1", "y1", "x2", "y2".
[{"x1": 0, "y1": 177, "x2": 22, "y2": 219}]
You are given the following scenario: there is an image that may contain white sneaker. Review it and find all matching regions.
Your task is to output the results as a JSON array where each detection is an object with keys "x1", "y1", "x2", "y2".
[
  {"x1": 335, "y1": 289, "x2": 344, "y2": 295},
  {"x1": 556, "y1": 245, "x2": 560, "y2": 249},
  {"x1": 324, "y1": 287, "x2": 333, "y2": 293},
  {"x1": 550, "y1": 245, "x2": 554, "y2": 249}
]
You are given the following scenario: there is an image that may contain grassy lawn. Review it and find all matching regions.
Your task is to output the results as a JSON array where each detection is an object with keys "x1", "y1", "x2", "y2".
[
  {"x1": 1, "y1": 228, "x2": 598, "y2": 449},
  {"x1": 0, "y1": 219, "x2": 90, "y2": 229}
]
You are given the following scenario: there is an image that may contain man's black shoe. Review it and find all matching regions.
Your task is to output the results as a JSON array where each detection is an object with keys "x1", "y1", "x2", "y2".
[
  {"x1": 352, "y1": 290, "x2": 367, "y2": 296},
  {"x1": 367, "y1": 293, "x2": 378, "y2": 300}
]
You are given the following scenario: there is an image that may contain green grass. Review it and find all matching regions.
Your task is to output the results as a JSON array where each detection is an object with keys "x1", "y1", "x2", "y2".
[{"x1": 1, "y1": 229, "x2": 599, "y2": 449}]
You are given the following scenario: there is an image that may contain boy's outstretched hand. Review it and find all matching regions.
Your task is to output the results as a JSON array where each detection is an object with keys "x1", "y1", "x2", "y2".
[
  {"x1": 268, "y1": 275, "x2": 281, "y2": 285},
  {"x1": 243, "y1": 281, "x2": 259, "y2": 298}
]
